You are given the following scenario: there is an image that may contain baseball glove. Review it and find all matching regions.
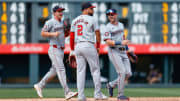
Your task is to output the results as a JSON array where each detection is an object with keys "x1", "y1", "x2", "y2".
[
  {"x1": 127, "y1": 51, "x2": 138, "y2": 63},
  {"x1": 63, "y1": 18, "x2": 71, "y2": 37},
  {"x1": 68, "y1": 55, "x2": 77, "y2": 68}
]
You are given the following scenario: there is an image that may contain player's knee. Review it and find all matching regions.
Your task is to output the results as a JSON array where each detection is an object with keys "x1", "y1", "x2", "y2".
[
  {"x1": 55, "y1": 66, "x2": 65, "y2": 71},
  {"x1": 117, "y1": 69, "x2": 126, "y2": 74},
  {"x1": 91, "y1": 69, "x2": 100, "y2": 76}
]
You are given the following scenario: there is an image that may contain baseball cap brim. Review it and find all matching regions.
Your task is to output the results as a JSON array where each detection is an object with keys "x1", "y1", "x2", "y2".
[
  {"x1": 56, "y1": 8, "x2": 65, "y2": 12},
  {"x1": 89, "y1": 6, "x2": 96, "y2": 8},
  {"x1": 106, "y1": 9, "x2": 117, "y2": 15},
  {"x1": 107, "y1": 13, "x2": 116, "y2": 15}
]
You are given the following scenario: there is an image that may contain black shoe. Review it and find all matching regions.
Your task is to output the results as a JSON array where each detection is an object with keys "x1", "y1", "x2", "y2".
[
  {"x1": 106, "y1": 83, "x2": 113, "y2": 97},
  {"x1": 117, "y1": 96, "x2": 129, "y2": 101}
]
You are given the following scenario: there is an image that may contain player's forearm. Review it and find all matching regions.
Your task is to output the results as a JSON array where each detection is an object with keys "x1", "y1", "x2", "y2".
[
  {"x1": 95, "y1": 30, "x2": 101, "y2": 42},
  {"x1": 41, "y1": 31, "x2": 56, "y2": 37},
  {"x1": 106, "y1": 40, "x2": 130, "y2": 47},
  {"x1": 105, "y1": 39, "x2": 115, "y2": 46},
  {"x1": 95, "y1": 30, "x2": 101, "y2": 48}
]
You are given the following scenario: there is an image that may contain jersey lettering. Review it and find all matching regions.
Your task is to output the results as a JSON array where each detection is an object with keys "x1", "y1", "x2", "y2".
[{"x1": 77, "y1": 25, "x2": 83, "y2": 36}]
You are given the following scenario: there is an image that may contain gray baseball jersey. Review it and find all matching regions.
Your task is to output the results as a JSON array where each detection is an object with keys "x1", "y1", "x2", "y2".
[
  {"x1": 104, "y1": 22, "x2": 132, "y2": 97},
  {"x1": 104, "y1": 22, "x2": 126, "y2": 51},
  {"x1": 38, "y1": 18, "x2": 70, "y2": 95},
  {"x1": 71, "y1": 15, "x2": 99, "y2": 43},
  {"x1": 71, "y1": 15, "x2": 103, "y2": 100},
  {"x1": 42, "y1": 18, "x2": 65, "y2": 48}
]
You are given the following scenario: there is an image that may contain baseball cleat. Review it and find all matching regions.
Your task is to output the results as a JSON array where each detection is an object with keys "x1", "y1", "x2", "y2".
[
  {"x1": 95, "y1": 92, "x2": 108, "y2": 100},
  {"x1": 34, "y1": 84, "x2": 43, "y2": 98},
  {"x1": 65, "y1": 91, "x2": 78, "y2": 100},
  {"x1": 117, "y1": 96, "x2": 129, "y2": 101},
  {"x1": 107, "y1": 83, "x2": 113, "y2": 97}
]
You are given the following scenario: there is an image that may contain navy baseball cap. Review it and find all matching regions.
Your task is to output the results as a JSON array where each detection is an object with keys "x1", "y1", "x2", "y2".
[
  {"x1": 82, "y1": 2, "x2": 96, "y2": 11},
  {"x1": 53, "y1": 5, "x2": 65, "y2": 12},
  {"x1": 106, "y1": 9, "x2": 117, "y2": 15}
]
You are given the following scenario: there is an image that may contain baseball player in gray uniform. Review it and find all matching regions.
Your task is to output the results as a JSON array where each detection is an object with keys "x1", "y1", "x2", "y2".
[
  {"x1": 104, "y1": 9, "x2": 132, "y2": 101},
  {"x1": 69, "y1": 2, "x2": 108, "y2": 101},
  {"x1": 33, "y1": 5, "x2": 77, "y2": 100}
]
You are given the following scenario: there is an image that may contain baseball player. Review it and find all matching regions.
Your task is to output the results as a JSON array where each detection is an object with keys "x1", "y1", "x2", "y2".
[
  {"x1": 33, "y1": 5, "x2": 77, "y2": 100},
  {"x1": 104, "y1": 8, "x2": 132, "y2": 101},
  {"x1": 69, "y1": 2, "x2": 108, "y2": 101}
]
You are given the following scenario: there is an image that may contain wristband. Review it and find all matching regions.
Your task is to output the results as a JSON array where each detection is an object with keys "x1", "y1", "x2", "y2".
[
  {"x1": 125, "y1": 45, "x2": 129, "y2": 50},
  {"x1": 115, "y1": 41, "x2": 121, "y2": 45}
]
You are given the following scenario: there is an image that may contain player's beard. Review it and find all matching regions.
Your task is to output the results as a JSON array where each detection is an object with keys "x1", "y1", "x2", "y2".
[
  {"x1": 58, "y1": 13, "x2": 63, "y2": 19},
  {"x1": 88, "y1": 12, "x2": 93, "y2": 16}
]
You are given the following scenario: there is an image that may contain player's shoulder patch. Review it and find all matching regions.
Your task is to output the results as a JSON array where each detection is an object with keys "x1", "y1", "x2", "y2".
[
  {"x1": 105, "y1": 32, "x2": 109, "y2": 36},
  {"x1": 43, "y1": 25, "x2": 48, "y2": 30}
]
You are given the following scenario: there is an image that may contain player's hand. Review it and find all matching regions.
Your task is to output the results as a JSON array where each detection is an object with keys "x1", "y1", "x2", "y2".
[
  {"x1": 127, "y1": 49, "x2": 133, "y2": 53},
  {"x1": 69, "y1": 50, "x2": 77, "y2": 68},
  {"x1": 122, "y1": 40, "x2": 130, "y2": 45},
  {"x1": 96, "y1": 48, "x2": 100, "y2": 55},
  {"x1": 53, "y1": 32, "x2": 60, "y2": 37}
]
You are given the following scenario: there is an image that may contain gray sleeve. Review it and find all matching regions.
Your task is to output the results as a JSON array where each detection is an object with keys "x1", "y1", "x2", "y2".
[
  {"x1": 42, "y1": 21, "x2": 52, "y2": 32},
  {"x1": 93, "y1": 18, "x2": 99, "y2": 31}
]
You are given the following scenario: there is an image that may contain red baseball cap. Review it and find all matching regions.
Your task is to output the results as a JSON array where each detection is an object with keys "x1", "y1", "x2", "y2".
[{"x1": 53, "y1": 5, "x2": 65, "y2": 12}]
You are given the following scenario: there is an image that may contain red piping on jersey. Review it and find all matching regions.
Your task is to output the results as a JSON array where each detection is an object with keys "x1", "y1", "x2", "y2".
[{"x1": 70, "y1": 32, "x2": 75, "y2": 50}]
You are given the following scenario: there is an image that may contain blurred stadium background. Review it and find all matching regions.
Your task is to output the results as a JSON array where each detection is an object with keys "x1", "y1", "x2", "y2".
[{"x1": 0, "y1": 0, "x2": 180, "y2": 90}]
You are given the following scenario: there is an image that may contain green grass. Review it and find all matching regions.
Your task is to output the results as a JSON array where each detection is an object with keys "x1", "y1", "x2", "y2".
[{"x1": 0, "y1": 88, "x2": 180, "y2": 98}]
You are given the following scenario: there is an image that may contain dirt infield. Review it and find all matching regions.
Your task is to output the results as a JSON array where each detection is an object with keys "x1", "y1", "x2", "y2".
[{"x1": 0, "y1": 97, "x2": 180, "y2": 101}]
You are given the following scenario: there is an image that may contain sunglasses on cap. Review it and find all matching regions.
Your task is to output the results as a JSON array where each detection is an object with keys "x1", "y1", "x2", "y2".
[{"x1": 106, "y1": 9, "x2": 117, "y2": 16}]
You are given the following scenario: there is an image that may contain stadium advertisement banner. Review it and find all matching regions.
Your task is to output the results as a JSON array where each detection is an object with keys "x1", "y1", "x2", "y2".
[{"x1": 0, "y1": 44, "x2": 180, "y2": 54}]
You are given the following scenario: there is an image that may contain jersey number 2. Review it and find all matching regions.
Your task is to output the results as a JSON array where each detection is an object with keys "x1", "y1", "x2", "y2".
[{"x1": 77, "y1": 25, "x2": 83, "y2": 36}]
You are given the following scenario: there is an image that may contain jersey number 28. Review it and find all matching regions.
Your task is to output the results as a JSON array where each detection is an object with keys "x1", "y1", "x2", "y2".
[{"x1": 77, "y1": 25, "x2": 83, "y2": 36}]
